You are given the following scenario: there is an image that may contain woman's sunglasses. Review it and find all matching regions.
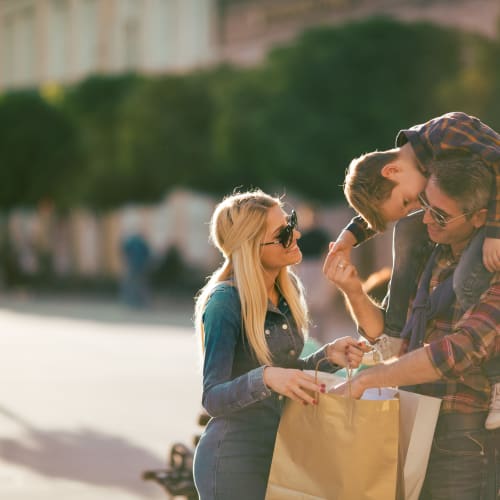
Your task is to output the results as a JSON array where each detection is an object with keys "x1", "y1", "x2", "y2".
[{"x1": 260, "y1": 210, "x2": 298, "y2": 249}]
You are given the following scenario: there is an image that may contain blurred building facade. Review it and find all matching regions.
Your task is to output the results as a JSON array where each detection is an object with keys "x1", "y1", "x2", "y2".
[
  {"x1": 0, "y1": 0, "x2": 217, "y2": 91},
  {"x1": 0, "y1": 0, "x2": 498, "y2": 91}
]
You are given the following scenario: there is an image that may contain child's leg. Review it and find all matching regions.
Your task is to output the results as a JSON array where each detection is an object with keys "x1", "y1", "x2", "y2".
[
  {"x1": 383, "y1": 211, "x2": 433, "y2": 338},
  {"x1": 453, "y1": 227, "x2": 493, "y2": 311},
  {"x1": 454, "y1": 230, "x2": 499, "y2": 429},
  {"x1": 485, "y1": 357, "x2": 500, "y2": 430}
]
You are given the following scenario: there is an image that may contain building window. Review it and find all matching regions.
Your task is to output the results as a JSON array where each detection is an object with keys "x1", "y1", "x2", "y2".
[
  {"x1": 1, "y1": 14, "x2": 15, "y2": 87},
  {"x1": 123, "y1": 0, "x2": 141, "y2": 70},
  {"x1": 1, "y1": 6, "x2": 36, "y2": 88},
  {"x1": 78, "y1": 0, "x2": 98, "y2": 75},
  {"x1": 47, "y1": 0, "x2": 70, "y2": 81}
]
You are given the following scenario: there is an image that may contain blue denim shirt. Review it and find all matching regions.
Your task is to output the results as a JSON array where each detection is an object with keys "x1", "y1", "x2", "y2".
[{"x1": 201, "y1": 282, "x2": 340, "y2": 418}]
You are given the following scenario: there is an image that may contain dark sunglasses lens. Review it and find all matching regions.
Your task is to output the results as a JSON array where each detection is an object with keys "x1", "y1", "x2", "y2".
[{"x1": 278, "y1": 226, "x2": 292, "y2": 248}]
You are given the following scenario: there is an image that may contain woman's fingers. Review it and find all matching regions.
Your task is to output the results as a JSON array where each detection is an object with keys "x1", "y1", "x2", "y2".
[{"x1": 282, "y1": 372, "x2": 323, "y2": 405}]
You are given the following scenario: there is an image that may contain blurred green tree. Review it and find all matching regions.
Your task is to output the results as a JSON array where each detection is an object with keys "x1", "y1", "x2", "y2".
[
  {"x1": 116, "y1": 73, "x2": 215, "y2": 202},
  {"x1": 62, "y1": 74, "x2": 139, "y2": 208},
  {"x1": 0, "y1": 91, "x2": 80, "y2": 209},
  {"x1": 1, "y1": 17, "x2": 499, "y2": 210},
  {"x1": 213, "y1": 17, "x2": 464, "y2": 203},
  {"x1": 436, "y1": 33, "x2": 500, "y2": 130}
]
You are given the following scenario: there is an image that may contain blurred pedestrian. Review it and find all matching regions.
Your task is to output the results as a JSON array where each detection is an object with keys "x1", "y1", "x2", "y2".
[{"x1": 120, "y1": 233, "x2": 152, "y2": 308}]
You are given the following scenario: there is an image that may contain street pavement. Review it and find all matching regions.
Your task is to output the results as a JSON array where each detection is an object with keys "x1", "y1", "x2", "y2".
[
  {"x1": 0, "y1": 291, "x2": 356, "y2": 500},
  {"x1": 0, "y1": 293, "x2": 201, "y2": 500}
]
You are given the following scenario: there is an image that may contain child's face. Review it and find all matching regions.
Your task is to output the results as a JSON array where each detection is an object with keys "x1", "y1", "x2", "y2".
[{"x1": 379, "y1": 166, "x2": 427, "y2": 222}]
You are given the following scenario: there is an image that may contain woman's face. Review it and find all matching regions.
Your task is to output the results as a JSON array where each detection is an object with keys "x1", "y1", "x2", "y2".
[{"x1": 260, "y1": 205, "x2": 302, "y2": 273}]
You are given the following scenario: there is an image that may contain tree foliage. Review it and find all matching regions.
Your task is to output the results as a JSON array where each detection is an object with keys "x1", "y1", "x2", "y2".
[
  {"x1": 0, "y1": 17, "x2": 498, "y2": 210},
  {"x1": 0, "y1": 91, "x2": 80, "y2": 209}
]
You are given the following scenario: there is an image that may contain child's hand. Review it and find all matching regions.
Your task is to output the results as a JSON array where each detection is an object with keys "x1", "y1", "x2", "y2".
[
  {"x1": 482, "y1": 237, "x2": 500, "y2": 272},
  {"x1": 328, "y1": 230, "x2": 356, "y2": 258}
]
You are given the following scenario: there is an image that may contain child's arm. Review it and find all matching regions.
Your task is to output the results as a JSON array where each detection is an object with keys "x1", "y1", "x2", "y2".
[{"x1": 329, "y1": 215, "x2": 376, "y2": 260}]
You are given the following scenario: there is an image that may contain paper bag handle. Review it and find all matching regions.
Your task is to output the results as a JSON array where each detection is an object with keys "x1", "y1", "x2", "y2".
[
  {"x1": 314, "y1": 357, "x2": 353, "y2": 400},
  {"x1": 314, "y1": 357, "x2": 355, "y2": 424}
]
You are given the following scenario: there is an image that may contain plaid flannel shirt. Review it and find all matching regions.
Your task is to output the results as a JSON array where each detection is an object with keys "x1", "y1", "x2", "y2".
[
  {"x1": 346, "y1": 112, "x2": 500, "y2": 244},
  {"x1": 408, "y1": 245, "x2": 500, "y2": 414}
]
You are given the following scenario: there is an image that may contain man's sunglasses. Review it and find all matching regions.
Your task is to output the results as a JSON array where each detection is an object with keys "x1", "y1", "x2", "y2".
[
  {"x1": 260, "y1": 210, "x2": 298, "y2": 249},
  {"x1": 417, "y1": 192, "x2": 470, "y2": 228}
]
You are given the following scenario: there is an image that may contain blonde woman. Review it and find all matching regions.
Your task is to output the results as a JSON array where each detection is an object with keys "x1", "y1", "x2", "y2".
[{"x1": 193, "y1": 190, "x2": 366, "y2": 500}]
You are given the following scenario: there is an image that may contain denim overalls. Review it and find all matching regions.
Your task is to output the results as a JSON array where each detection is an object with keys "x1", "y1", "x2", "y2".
[{"x1": 193, "y1": 283, "x2": 339, "y2": 500}]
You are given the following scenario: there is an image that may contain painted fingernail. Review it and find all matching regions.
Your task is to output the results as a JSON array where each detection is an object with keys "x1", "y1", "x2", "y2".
[
  {"x1": 313, "y1": 400, "x2": 318, "y2": 405},
  {"x1": 320, "y1": 386, "x2": 325, "y2": 393}
]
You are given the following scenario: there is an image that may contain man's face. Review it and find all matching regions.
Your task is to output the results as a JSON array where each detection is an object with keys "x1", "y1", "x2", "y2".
[{"x1": 421, "y1": 177, "x2": 478, "y2": 252}]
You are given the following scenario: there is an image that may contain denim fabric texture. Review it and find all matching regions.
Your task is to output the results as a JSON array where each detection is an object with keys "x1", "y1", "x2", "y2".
[
  {"x1": 193, "y1": 283, "x2": 339, "y2": 500},
  {"x1": 383, "y1": 210, "x2": 433, "y2": 338},
  {"x1": 419, "y1": 427, "x2": 500, "y2": 500}
]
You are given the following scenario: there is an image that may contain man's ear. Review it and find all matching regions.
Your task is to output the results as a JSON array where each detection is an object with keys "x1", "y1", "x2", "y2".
[
  {"x1": 471, "y1": 208, "x2": 488, "y2": 228},
  {"x1": 380, "y1": 163, "x2": 401, "y2": 180}
]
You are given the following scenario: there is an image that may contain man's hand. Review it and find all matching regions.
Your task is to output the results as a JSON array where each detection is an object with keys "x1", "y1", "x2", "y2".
[
  {"x1": 331, "y1": 376, "x2": 366, "y2": 399},
  {"x1": 482, "y1": 237, "x2": 500, "y2": 272},
  {"x1": 323, "y1": 252, "x2": 363, "y2": 296}
]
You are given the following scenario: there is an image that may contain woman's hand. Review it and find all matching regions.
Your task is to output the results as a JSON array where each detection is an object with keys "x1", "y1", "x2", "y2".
[
  {"x1": 326, "y1": 336, "x2": 371, "y2": 369},
  {"x1": 263, "y1": 367, "x2": 324, "y2": 405}
]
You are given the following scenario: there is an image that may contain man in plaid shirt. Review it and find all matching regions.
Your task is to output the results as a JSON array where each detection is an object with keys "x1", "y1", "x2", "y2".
[
  {"x1": 328, "y1": 112, "x2": 500, "y2": 429},
  {"x1": 325, "y1": 156, "x2": 499, "y2": 499}
]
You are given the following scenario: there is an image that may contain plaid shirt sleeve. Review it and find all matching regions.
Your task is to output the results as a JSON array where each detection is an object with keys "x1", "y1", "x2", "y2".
[
  {"x1": 427, "y1": 272, "x2": 500, "y2": 379},
  {"x1": 396, "y1": 112, "x2": 500, "y2": 238}
]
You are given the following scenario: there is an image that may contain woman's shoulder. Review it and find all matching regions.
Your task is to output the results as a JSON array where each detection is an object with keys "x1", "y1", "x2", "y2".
[
  {"x1": 203, "y1": 281, "x2": 241, "y2": 327},
  {"x1": 206, "y1": 281, "x2": 240, "y2": 309}
]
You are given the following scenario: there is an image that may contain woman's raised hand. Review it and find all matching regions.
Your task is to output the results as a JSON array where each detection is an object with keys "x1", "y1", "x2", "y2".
[{"x1": 326, "y1": 336, "x2": 371, "y2": 369}]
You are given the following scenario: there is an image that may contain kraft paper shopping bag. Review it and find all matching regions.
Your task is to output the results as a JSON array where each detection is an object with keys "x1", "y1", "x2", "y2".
[{"x1": 265, "y1": 384, "x2": 399, "y2": 500}]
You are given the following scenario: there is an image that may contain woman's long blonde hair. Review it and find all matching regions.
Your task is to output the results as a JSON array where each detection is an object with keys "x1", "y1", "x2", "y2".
[{"x1": 194, "y1": 190, "x2": 309, "y2": 365}]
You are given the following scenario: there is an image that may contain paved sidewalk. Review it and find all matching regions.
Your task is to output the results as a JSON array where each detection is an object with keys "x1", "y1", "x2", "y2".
[{"x1": 0, "y1": 293, "x2": 201, "y2": 500}]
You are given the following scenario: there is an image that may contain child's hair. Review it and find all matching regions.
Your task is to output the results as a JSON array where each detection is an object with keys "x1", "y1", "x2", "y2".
[
  {"x1": 194, "y1": 189, "x2": 308, "y2": 366},
  {"x1": 344, "y1": 149, "x2": 400, "y2": 232}
]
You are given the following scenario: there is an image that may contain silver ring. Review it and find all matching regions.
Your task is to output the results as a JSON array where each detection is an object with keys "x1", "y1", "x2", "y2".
[{"x1": 338, "y1": 263, "x2": 345, "y2": 269}]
